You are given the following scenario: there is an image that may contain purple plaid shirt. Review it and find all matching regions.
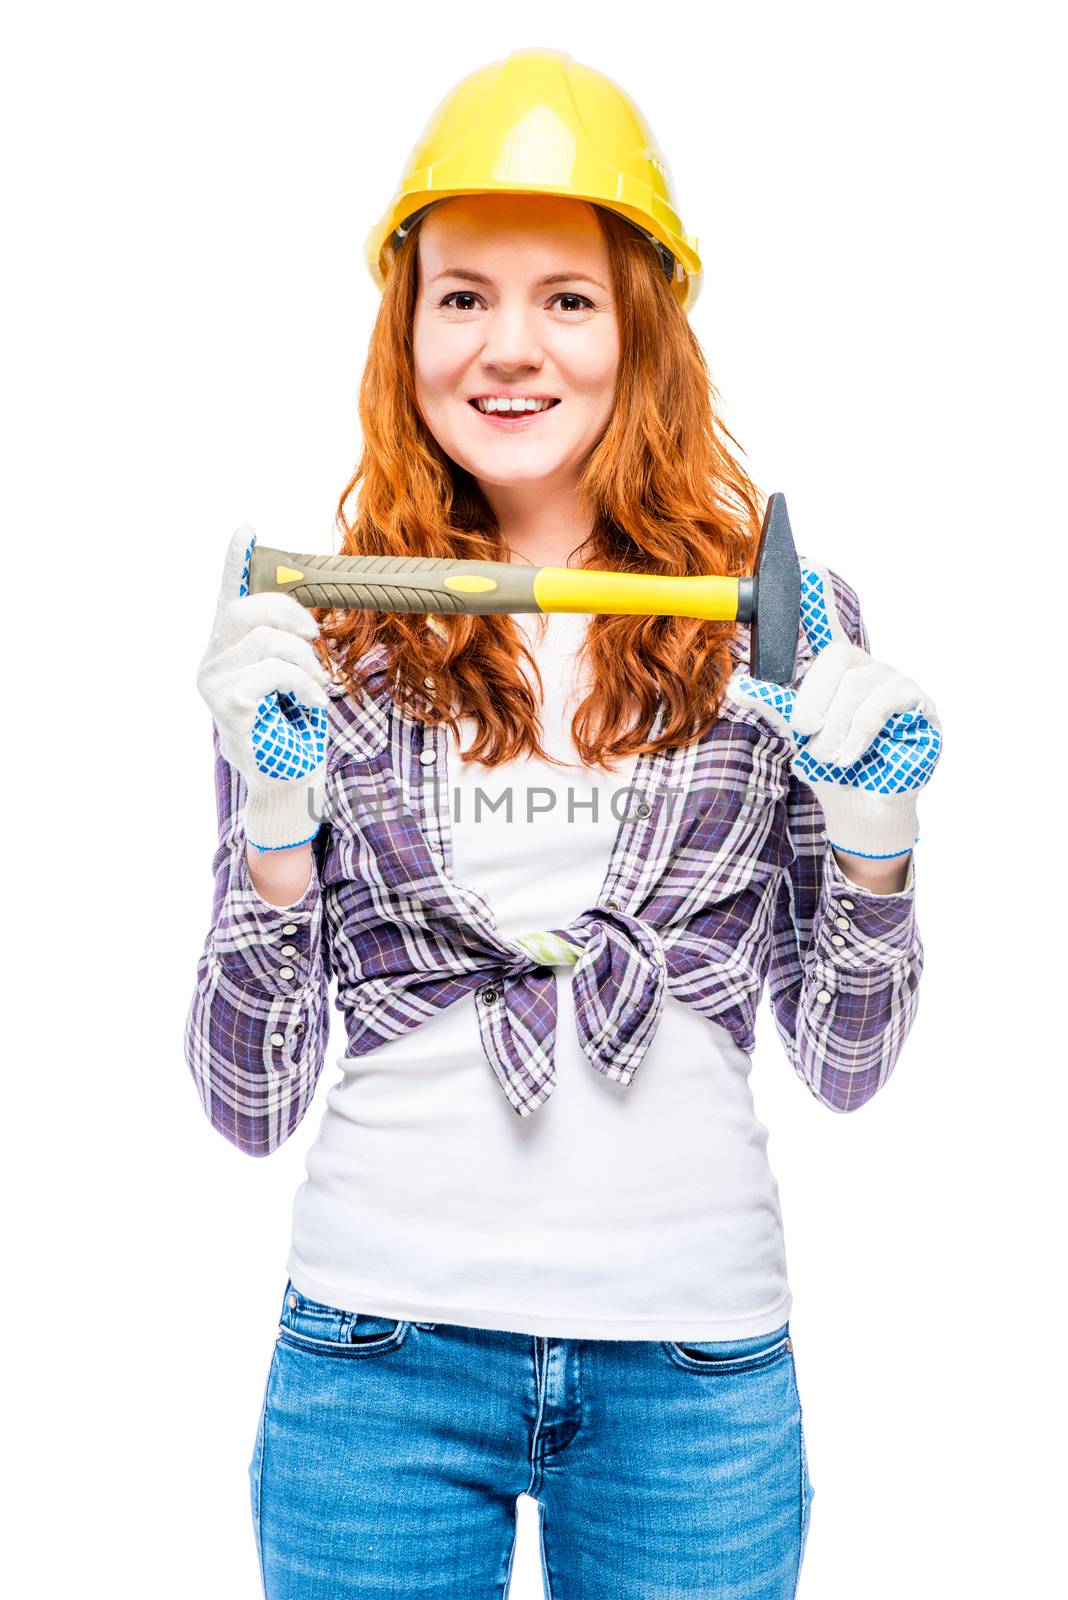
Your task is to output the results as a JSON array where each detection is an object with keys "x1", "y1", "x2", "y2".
[{"x1": 185, "y1": 569, "x2": 923, "y2": 1156}]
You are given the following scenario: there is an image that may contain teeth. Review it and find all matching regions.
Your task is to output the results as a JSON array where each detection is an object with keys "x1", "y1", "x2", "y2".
[{"x1": 474, "y1": 397, "x2": 556, "y2": 414}]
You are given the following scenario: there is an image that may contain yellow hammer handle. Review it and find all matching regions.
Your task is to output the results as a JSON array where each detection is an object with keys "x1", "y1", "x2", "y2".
[{"x1": 533, "y1": 568, "x2": 747, "y2": 621}]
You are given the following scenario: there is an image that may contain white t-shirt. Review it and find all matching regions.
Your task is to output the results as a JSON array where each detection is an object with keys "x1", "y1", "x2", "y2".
[{"x1": 286, "y1": 609, "x2": 792, "y2": 1339}]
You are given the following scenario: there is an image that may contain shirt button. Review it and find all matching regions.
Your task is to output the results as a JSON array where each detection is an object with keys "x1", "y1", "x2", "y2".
[
  {"x1": 815, "y1": 988, "x2": 833, "y2": 1003},
  {"x1": 418, "y1": 747, "x2": 437, "y2": 766},
  {"x1": 287, "y1": 1293, "x2": 298, "y2": 1310},
  {"x1": 270, "y1": 1032, "x2": 286, "y2": 1047},
  {"x1": 604, "y1": 897, "x2": 620, "y2": 910},
  {"x1": 280, "y1": 944, "x2": 297, "y2": 957},
  {"x1": 479, "y1": 985, "x2": 500, "y2": 1004},
  {"x1": 839, "y1": 899, "x2": 855, "y2": 911},
  {"x1": 279, "y1": 965, "x2": 295, "y2": 980},
  {"x1": 430, "y1": 850, "x2": 444, "y2": 869},
  {"x1": 281, "y1": 924, "x2": 298, "y2": 935},
  {"x1": 831, "y1": 934, "x2": 846, "y2": 947},
  {"x1": 423, "y1": 675, "x2": 435, "y2": 689},
  {"x1": 635, "y1": 800, "x2": 651, "y2": 819},
  {"x1": 834, "y1": 916, "x2": 851, "y2": 930}
]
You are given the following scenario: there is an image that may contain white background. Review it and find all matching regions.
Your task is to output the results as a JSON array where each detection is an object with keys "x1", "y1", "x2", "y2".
[{"x1": 5, "y1": 2, "x2": 1065, "y2": 1594}]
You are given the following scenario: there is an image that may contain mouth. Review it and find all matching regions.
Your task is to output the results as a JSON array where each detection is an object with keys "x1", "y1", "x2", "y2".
[{"x1": 467, "y1": 397, "x2": 561, "y2": 431}]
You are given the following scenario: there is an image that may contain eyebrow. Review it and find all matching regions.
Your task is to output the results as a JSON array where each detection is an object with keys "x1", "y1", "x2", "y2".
[{"x1": 429, "y1": 268, "x2": 608, "y2": 291}]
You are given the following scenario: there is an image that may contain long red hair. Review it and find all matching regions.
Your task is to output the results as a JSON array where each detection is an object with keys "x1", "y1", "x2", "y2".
[{"x1": 319, "y1": 204, "x2": 766, "y2": 768}]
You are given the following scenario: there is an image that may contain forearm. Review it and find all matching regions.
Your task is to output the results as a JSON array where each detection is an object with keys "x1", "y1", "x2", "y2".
[
  {"x1": 187, "y1": 829, "x2": 329, "y2": 1157},
  {"x1": 185, "y1": 936, "x2": 331, "y2": 1156},
  {"x1": 245, "y1": 840, "x2": 314, "y2": 908},
  {"x1": 769, "y1": 800, "x2": 922, "y2": 1110},
  {"x1": 831, "y1": 846, "x2": 911, "y2": 896}
]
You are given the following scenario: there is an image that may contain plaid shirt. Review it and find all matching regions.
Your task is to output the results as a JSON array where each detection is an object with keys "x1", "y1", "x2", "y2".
[{"x1": 185, "y1": 568, "x2": 923, "y2": 1156}]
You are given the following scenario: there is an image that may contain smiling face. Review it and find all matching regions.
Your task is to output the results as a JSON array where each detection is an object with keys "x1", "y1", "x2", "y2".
[{"x1": 412, "y1": 193, "x2": 620, "y2": 507}]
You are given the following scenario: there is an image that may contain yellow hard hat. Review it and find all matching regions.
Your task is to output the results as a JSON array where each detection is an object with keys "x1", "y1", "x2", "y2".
[{"x1": 364, "y1": 47, "x2": 703, "y2": 313}]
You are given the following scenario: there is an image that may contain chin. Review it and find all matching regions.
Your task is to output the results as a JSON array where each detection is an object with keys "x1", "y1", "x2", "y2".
[
  {"x1": 468, "y1": 448, "x2": 574, "y2": 484},
  {"x1": 481, "y1": 468, "x2": 565, "y2": 491}
]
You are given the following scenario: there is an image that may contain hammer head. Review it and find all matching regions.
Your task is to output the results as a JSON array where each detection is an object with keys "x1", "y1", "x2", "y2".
[{"x1": 750, "y1": 492, "x2": 801, "y2": 685}]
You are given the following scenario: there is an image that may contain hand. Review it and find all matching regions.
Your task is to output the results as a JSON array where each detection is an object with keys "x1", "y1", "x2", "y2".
[
  {"x1": 196, "y1": 524, "x2": 332, "y2": 851},
  {"x1": 726, "y1": 561, "x2": 942, "y2": 858}
]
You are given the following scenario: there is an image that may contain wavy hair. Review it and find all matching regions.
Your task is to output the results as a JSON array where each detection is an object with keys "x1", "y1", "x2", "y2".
[{"x1": 319, "y1": 204, "x2": 766, "y2": 768}]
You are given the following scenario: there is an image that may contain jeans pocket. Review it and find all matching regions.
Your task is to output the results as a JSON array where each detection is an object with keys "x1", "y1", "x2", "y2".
[
  {"x1": 662, "y1": 1323, "x2": 792, "y2": 1374},
  {"x1": 276, "y1": 1279, "x2": 410, "y2": 1359}
]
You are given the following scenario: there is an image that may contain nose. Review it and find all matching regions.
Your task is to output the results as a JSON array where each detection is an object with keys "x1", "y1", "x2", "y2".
[{"x1": 479, "y1": 300, "x2": 544, "y2": 377}]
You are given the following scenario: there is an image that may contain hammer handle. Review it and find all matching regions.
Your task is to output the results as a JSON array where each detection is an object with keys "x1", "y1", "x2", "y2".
[{"x1": 247, "y1": 547, "x2": 753, "y2": 622}]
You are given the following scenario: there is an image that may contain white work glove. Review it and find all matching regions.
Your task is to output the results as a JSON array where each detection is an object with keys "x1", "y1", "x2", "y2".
[
  {"x1": 196, "y1": 524, "x2": 331, "y2": 852},
  {"x1": 726, "y1": 561, "x2": 942, "y2": 858}
]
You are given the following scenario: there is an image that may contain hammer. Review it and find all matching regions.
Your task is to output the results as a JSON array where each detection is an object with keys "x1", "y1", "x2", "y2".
[{"x1": 246, "y1": 490, "x2": 802, "y2": 684}]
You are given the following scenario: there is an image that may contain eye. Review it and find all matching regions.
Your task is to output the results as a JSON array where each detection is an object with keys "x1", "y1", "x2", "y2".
[{"x1": 438, "y1": 291, "x2": 595, "y2": 313}]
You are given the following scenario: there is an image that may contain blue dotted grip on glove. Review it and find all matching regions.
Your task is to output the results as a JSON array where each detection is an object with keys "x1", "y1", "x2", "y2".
[
  {"x1": 239, "y1": 530, "x2": 329, "y2": 784},
  {"x1": 734, "y1": 568, "x2": 942, "y2": 795}
]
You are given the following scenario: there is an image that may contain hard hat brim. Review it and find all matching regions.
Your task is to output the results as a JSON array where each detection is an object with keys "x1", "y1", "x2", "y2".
[{"x1": 366, "y1": 188, "x2": 703, "y2": 313}]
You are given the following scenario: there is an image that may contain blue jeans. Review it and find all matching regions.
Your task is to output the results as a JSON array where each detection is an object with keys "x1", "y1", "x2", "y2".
[{"x1": 250, "y1": 1278, "x2": 814, "y2": 1598}]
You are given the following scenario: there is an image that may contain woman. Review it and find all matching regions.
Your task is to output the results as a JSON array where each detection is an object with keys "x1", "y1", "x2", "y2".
[{"x1": 188, "y1": 48, "x2": 941, "y2": 1600}]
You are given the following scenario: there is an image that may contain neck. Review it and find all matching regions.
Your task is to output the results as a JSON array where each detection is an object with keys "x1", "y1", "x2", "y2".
[{"x1": 478, "y1": 477, "x2": 595, "y2": 569}]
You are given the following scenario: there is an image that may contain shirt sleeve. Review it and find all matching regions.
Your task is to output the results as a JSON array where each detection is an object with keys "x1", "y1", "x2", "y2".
[
  {"x1": 183, "y1": 721, "x2": 333, "y2": 1156},
  {"x1": 766, "y1": 569, "x2": 924, "y2": 1112}
]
